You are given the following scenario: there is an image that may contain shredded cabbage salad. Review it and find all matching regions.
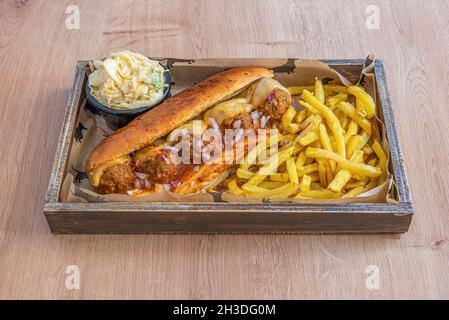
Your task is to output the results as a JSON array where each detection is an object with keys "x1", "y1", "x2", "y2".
[{"x1": 88, "y1": 51, "x2": 166, "y2": 110}]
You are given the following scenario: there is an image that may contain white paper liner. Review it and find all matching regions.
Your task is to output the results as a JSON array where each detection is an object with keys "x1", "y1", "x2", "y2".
[{"x1": 61, "y1": 58, "x2": 395, "y2": 204}]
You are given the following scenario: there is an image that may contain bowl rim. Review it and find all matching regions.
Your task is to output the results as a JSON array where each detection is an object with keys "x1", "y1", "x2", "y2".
[{"x1": 86, "y1": 63, "x2": 171, "y2": 115}]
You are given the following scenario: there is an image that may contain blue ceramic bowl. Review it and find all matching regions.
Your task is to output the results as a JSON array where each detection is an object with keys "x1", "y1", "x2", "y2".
[{"x1": 86, "y1": 64, "x2": 171, "y2": 129}]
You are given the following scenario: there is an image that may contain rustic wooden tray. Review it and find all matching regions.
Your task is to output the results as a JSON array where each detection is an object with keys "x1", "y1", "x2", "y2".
[{"x1": 44, "y1": 59, "x2": 413, "y2": 234}]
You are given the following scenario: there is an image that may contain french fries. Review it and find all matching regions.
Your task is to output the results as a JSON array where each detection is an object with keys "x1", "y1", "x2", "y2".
[
  {"x1": 328, "y1": 150, "x2": 364, "y2": 193},
  {"x1": 302, "y1": 89, "x2": 346, "y2": 159},
  {"x1": 336, "y1": 101, "x2": 372, "y2": 135},
  {"x1": 227, "y1": 78, "x2": 389, "y2": 200}
]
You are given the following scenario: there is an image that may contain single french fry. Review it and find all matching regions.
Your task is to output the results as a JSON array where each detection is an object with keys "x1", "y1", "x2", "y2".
[
  {"x1": 298, "y1": 189, "x2": 342, "y2": 199},
  {"x1": 288, "y1": 86, "x2": 314, "y2": 96},
  {"x1": 356, "y1": 99, "x2": 367, "y2": 118},
  {"x1": 344, "y1": 176, "x2": 370, "y2": 189},
  {"x1": 285, "y1": 123, "x2": 300, "y2": 134},
  {"x1": 290, "y1": 85, "x2": 348, "y2": 97},
  {"x1": 326, "y1": 165, "x2": 334, "y2": 183},
  {"x1": 294, "y1": 108, "x2": 307, "y2": 124},
  {"x1": 244, "y1": 182, "x2": 299, "y2": 199},
  {"x1": 282, "y1": 106, "x2": 297, "y2": 131},
  {"x1": 323, "y1": 84, "x2": 348, "y2": 94},
  {"x1": 298, "y1": 130, "x2": 320, "y2": 146},
  {"x1": 363, "y1": 145, "x2": 373, "y2": 156},
  {"x1": 286, "y1": 158, "x2": 299, "y2": 184},
  {"x1": 299, "y1": 100, "x2": 320, "y2": 115},
  {"x1": 305, "y1": 147, "x2": 382, "y2": 177},
  {"x1": 318, "y1": 123, "x2": 336, "y2": 172},
  {"x1": 336, "y1": 101, "x2": 372, "y2": 135},
  {"x1": 302, "y1": 90, "x2": 346, "y2": 158},
  {"x1": 348, "y1": 86, "x2": 376, "y2": 119},
  {"x1": 318, "y1": 123, "x2": 333, "y2": 152},
  {"x1": 269, "y1": 173, "x2": 290, "y2": 182},
  {"x1": 259, "y1": 181, "x2": 286, "y2": 189},
  {"x1": 326, "y1": 93, "x2": 348, "y2": 110},
  {"x1": 372, "y1": 140, "x2": 387, "y2": 184},
  {"x1": 346, "y1": 135, "x2": 364, "y2": 159},
  {"x1": 341, "y1": 186, "x2": 365, "y2": 198},
  {"x1": 296, "y1": 153, "x2": 306, "y2": 170},
  {"x1": 309, "y1": 172, "x2": 320, "y2": 182},
  {"x1": 315, "y1": 79, "x2": 325, "y2": 104},
  {"x1": 367, "y1": 158, "x2": 377, "y2": 166},
  {"x1": 228, "y1": 179, "x2": 244, "y2": 195},
  {"x1": 236, "y1": 168, "x2": 255, "y2": 180},
  {"x1": 342, "y1": 177, "x2": 377, "y2": 198},
  {"x1": 318, "y1": 161, "x2": 327, "y2": 187},
  {"x1": 344, "y1": 121, "x2": 359, "y2": 143},
  {"x1": 341, "y1": 115, "x2": 350, "y2": 131},
  {"x1": 300, "y1": 174, "x2": 312, "y2": 192},
  {"x1": 298, "y1": 163, "x2": 319, "y2": 177}
]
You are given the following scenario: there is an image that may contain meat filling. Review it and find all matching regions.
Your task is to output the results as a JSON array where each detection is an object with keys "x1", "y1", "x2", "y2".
[
  {"x1": 97, "y1": 163, "x2": 135, "y2": 194},
  {"x1": 221, "y1": 112, "x2": 255, "y2": 130},
  {"x1": 257, "y1": 88, "x2": 291, "y2": 121},
  {"x1": 137, "y1": 150, "x2": 190, "y2": 183}
]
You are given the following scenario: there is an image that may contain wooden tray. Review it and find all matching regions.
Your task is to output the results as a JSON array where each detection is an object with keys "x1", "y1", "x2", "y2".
[{"x1": 44, "y1": 59, "x2": 413, "y2": 234}]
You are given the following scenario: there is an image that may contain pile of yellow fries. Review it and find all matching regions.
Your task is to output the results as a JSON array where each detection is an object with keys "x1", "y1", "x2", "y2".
[{"x1": 228, "y1": 79, "x2": 388, "y2": 199}]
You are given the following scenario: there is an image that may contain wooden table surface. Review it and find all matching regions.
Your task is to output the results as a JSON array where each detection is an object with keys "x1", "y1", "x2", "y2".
[{"x1": 1, "y1": 0, "x2": 448, "y2": 299}]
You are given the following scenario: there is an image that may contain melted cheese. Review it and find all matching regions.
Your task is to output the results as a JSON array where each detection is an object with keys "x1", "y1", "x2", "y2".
[
  {"x1": 89, "y1": 155, "x2": 130, "y2": 187},
  {"x1": 167, "y1": 119, "x2": 207, "y2": 142},
  {"x1": 203, "y1": 98, "x2": 253, "y2": 127},
  {"x1": 133, "y1": 145, "x2": 161, "y2": 162},
  {"x1": 250, "y1": 77, "x2": 289, "y2": 107}
]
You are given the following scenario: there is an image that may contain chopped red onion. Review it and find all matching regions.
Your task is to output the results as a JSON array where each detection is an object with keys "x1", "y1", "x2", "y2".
[
  {"x1": 251, "y1": 111, "x2": 260, "y2": 121},
  {"x1": 203, "y1": 153, "x2": 211, "y2": 162},
  {"x1": 144, "y1": 179, "x2": 152, "y2": 190},
  {"x1": 193, "y1": 165, "x2": 200, "y2": 172},
  {"x1": 135, "y1": 172, "x2": 148, "y2": 180},
  {"x1": 233, "y1": 119, "x2": 242, "y2": 129},
  {"x1": 163, "y1": 145, "x2": 179, "y2": 154},
  {"x1": 163, "y1": 183, "x2": 172, "y2": 191},
  {"x1": 224, "y1": 133, "x2": 234, "y2": 145},
  {"x1": 162, "y1": 153, "x2": 170, "y2": 163},
  {"x1": 234, "y1": 128, "x2": 244, "y2": 143},
  {"x1": 267, "y1": 90, "x2": 276, "y2": 103},
  {"x1": 170, "y1": 180, "x2": 181, "y2": 188},
  {"x1": 209, "y1": 117, "x2": 220, "y2": 131},
  {"x1": 260, "y1": 115, "x2": 268, "y2": 128},
  {"x1": 134, "y1": 179, "x2": 142, "y2": 190}
]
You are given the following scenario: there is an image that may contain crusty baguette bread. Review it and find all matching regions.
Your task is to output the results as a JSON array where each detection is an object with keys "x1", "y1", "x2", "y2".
[{"x1": 85, "y1": 67, "x2": 273, "y2": 172}]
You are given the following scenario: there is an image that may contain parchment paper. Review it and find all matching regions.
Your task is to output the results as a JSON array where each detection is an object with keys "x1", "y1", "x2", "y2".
[{"x1": 61, "y1": 58, "x2": 395, "y2": 204}]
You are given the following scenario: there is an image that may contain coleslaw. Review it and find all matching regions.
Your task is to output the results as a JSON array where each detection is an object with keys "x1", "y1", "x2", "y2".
[{"x1": 88, "y1": 50, "x2": 167, "y2": 110}]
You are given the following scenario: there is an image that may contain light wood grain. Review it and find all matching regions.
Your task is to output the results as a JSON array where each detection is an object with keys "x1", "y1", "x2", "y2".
[{"x1": 0, "y1": 0, "x2": 448, "y2": 299}]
